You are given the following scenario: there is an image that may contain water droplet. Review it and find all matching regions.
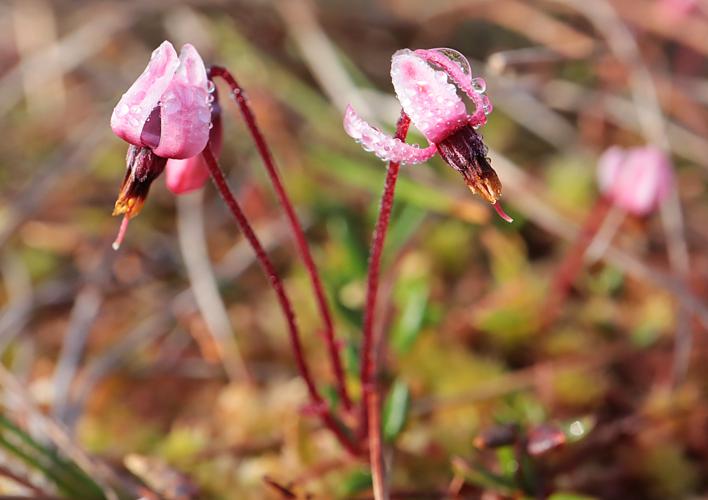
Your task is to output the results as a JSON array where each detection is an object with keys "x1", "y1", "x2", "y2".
[
  {"x1": 208, "y1": 122, "x2": 213, "y2": 130},
  {"x1": 117, "y1": 103, "x2": 129, "y2": 117},
  {"x1": 207, "y1": 94, "x2": 215, "y2": 103},
  {"x1": 432, "y1": 48, "x2": 471, "y2": 76},
  {"x1": 207, "y1": 80, "x2": 216, "y2": 93},
  {"x1": 482, "y1": 95, "x2": 493, "y2": 115},
  {"x1": 130, "y1": 105, "x2": 141, "y2": 114},
  {"x1": 471, "y1": 77, "x2": 486, "y2": 93}
]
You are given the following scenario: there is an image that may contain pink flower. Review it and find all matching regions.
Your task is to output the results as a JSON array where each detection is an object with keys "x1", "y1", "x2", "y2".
[
  {"x1": 111, "y1": 41, "x2": 210, "y2": 160},
  {"x1": 344, "y1": 48, "x2": 511, "y2": 222},
  {"x1": 110, "y1": 41, "x2": 214, "y2": 248},
  {"x1": 597, "y1": 145, "x2": 673, "y2": 216}
]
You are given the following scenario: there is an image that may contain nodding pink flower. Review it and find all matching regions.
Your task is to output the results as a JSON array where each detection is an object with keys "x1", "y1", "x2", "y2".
[
  {"x1": 597, "y1": 145, "x2": 674, "y2": 216},
  {"x1": 344, "y1": 48, "x2": 512, "y2": 222},
  {"x1": 110, "y1": 41, "x2": 214, "y2": 248}
]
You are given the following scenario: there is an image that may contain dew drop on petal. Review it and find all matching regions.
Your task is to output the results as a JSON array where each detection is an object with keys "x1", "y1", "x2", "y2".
[
  {"x1": 432, "y1": 47, "x2": 471, "y2": 76},
  {"x1": 207, "y1": 80, "x2": 216, "y2": 93},
  {"x1": 482, "y1": 95, "x2": 493, "y2": 115},
  {"x1": 471, "y1": 77, "x2": 486, "y2": 93},
  {"x1": 117, "y1": 103, "x2": 129, "y2": 117}
]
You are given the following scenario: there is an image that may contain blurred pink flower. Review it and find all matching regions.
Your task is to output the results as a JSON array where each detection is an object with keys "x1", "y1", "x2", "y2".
[
  {"x1": 597, "y1": 145, "x2": 674, "y2": 216},
  {"x1": 344, "y1": 48, "x2": 511, "y2": 222},
  {"x1": 658, "y1": 0, "x2": 699, "y2": 21}
]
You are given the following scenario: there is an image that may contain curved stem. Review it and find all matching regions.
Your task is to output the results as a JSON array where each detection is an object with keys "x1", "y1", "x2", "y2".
[
  {"x1": 201, "y1": 147, "x2": 359, "y2": 456},
  {"x1": 359, "y1": 110, "x2": 411, "y2": 442},
  {"x1": 208, "y1": 66, "x2": 352, "y2": 411}
]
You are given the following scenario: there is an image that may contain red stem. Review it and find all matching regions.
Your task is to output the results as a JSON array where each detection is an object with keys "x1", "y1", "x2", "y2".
[
  {"x1": 208, "y1": 66, "x2": 352, "y2": 411},
  {"x1": 541, "y1": 196, "x2": 612, "y2": 330},
  {"x1": 359, "y1": 111, "x2": 411, "y2": 442},
  {"x1": 202, "y1": 147, "x2": 359, "y2": 456}
]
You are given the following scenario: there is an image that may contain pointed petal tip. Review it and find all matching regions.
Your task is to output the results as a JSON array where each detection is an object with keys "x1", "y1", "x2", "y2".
[{"x1": 493, "y1": 202, "x2": 513, "y2": 223}]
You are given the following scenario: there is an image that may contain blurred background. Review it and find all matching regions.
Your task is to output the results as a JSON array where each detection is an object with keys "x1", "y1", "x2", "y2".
[{"x1": 0, "y1": 0, "x2": 706, "y2": 498}]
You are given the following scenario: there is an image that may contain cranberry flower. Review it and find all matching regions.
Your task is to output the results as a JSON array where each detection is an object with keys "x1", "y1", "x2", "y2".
[
  {"x1": 110, "y1": 41, "x2": 215, "y2": 248},
  {"x1": 343, "y1": 48, "x2": 511, "y2": 222},
  {"x1": 597, "y1": 145, "x2": 673, "y2": 216}
]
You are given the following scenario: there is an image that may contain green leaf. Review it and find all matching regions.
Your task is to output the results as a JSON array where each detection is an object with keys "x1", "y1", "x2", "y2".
[
  {"x1": 391, "y1": 280, "x2": 430, "y2": 353},
  {"x1": 382, "y1": 380, "x2": 410, "y2": 442},
  {"x1": 548, "y1": 493, "x2": 598, "y2": 500},
  {"x1": 339, "y1": 469, "x2": 372, "y2": 496},
  {"x1": 452, "y1": 457, "x2": 516, "y2": 494}
]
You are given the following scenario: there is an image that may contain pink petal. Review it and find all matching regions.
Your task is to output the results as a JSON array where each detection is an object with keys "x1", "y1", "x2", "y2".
[
  {"x1": 166, "y1": 103, "x2": 223, "y2": 195},
  {"x1": 153, "y1": 44, "x2": 211, "y2": 159},
  {"x1": 165, "y1": 156, "x2": 211, "y2": 194},
  {"x1": 111, "y1": 41, "x2": 180, "y2": 147},
  {"x1": 596, "y1": 146, "x2": 626, "y2": 195},
  {"x1": 343, "y1": 105, "x2": 437, "y2": 165},
  {"x1": 390, "y1": 49, "x2": 467, "y2": 143},
  {"x1": 598, "y1": 145, "x2": 675, "y2": 216},
  {"x1": 413, "y1": 48, "x2": 489, "y2": 127}
]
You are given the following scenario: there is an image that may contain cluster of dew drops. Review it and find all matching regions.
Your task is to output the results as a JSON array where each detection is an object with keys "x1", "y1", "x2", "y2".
[
  {"x1": 206, "y1": 78, "x2": 217, "y2": 129},
  {"x1": 432, "y1": 48, "x2": 492, "y2": 124}
]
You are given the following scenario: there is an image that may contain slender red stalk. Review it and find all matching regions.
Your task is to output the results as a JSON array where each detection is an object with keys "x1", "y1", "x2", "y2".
[
  {"x1": 359, "y1": 111, "x2": 411, "y2": 442},
  {"x1": 541, "y1": 196, "x2": 612, "y2": 330},
  {"x1": 202, "y1": 147, "x2": 359, "y2": 456},
  {"x1": 208, "y1": 66, "x2": 352, "y2": 411}
]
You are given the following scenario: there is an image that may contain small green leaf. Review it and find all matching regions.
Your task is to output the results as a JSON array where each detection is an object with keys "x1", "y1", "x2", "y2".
[
  {"x1": 382, "y1": 380, "x2": 410, "y2": 442},
  {"x1": 339, "y1": 469, "x2": 372, "y2": 496},
  {"x1": 391, "y1": 280, "x2": 430, "y2": 353},
  {"x1": 548, "y1": 493, "x2": 598, "y2": 500}
]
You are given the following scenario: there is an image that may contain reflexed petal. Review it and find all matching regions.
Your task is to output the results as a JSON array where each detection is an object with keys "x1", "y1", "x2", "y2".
[
  {"x1": 111, "y1": 41, "x2": 180, "y2": 147},
  {"x1": 164, "y1": 156, "x2": 211, "y2": 194},
  {"x1": 343, "y1": 105, "x2": 437, "y2": 165},
  {"x1": 153, "y1": 44, "x2": 211, "y2": 159},
  {"x1": 390, "y1": 49, "x2": 467, "y2": 143}
]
